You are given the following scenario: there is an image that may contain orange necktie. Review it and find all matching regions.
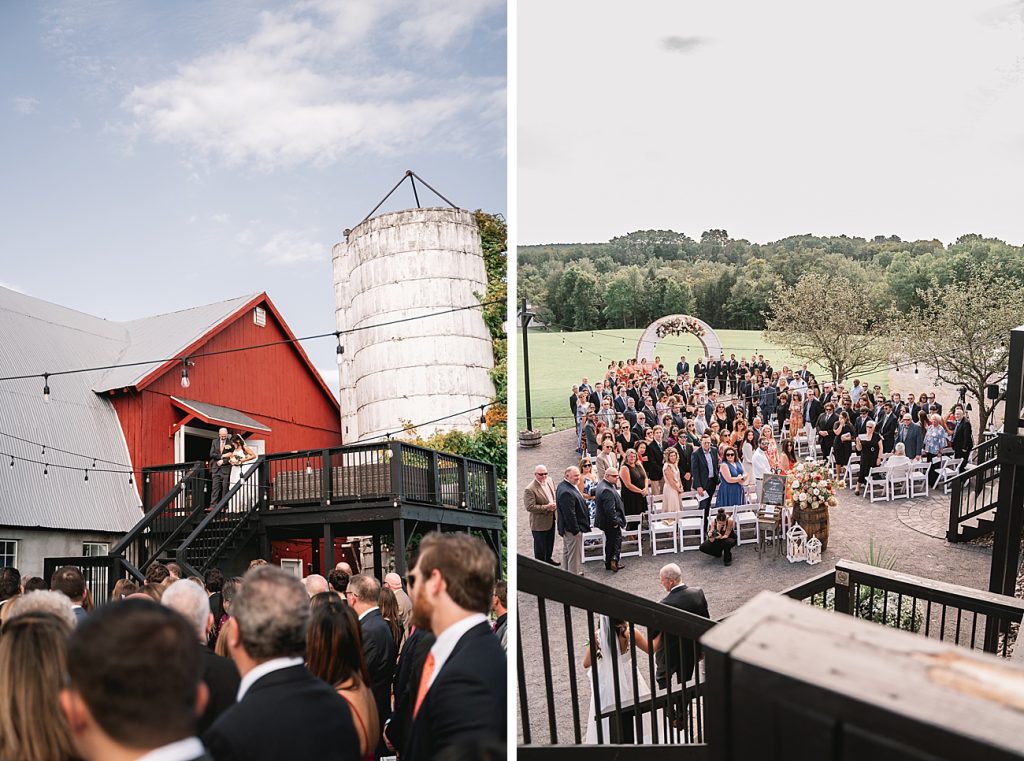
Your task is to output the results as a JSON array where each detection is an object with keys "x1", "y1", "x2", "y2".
[{"x1": 413, "y1": 652, "x2": 436, "y2": 718}]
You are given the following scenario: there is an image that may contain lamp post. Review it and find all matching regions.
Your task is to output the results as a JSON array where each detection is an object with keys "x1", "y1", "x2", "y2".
[{"x1": 520, "y1": 297, "x2": 535, "y2": 432}]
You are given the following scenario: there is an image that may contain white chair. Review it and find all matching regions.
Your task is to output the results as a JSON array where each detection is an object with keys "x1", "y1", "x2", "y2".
[
  {"x1": 678, "y1": 508, "x2": 706, "y2": 552},
  {"x1": 732, "y1": 506, "x2": 759, "y2": 546},
  {"x1": 938, "y1": 457, "x2": 963, "y2": 494},
  {"x1": 908, "y1": 461, "x2": 930, "y2": 499},
  {"x1": 620, "y1": 514, "x2": 644, "y2": 558},
  {"x1": 650, "y1": 510, "x2": 681, "y2": 555},
  {"x1": 581, "y1": 529, "x2": 605, "y2": 563},
  {"x1": 845, "y1": 455, "x2": 861, "y2": 489},
  {"x1": 887, "y1": 464, "x2": 910, "y2": 501},
  {"x1": 649, "y1": 492, "x2": 665, "y2": 513},
  {"x1": 866, "y1": 466, "x2": 890, "y2": 502}
]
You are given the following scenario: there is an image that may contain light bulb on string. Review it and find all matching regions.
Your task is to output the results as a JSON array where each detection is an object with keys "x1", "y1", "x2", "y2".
[
  {"x1": 128, "y1": 472, "x2": 133, "y2": 485},
  {"x1": 41, "y1": 445, "x2": 46, "y2": 457},
  {"x1": 43, "y1": 373, "x2": 50, "y2": 403},
  {"x1": 43, "y1": 464, "x2": 48, "y2": 479},
  {"x1": 914, "y1": 363, "x2": 919, "y2": 374},
  {"x1": 8, "y1": 456, "x2": 13, "y2": 468},
  {"x1": 305, "y1": 459, "x2": 313, "y2": 476},
  {"x1": 84, "y1": 469, "x2": 89, "y2": 483},
  {"x1": 336, "y1": 332, "x2": 345, "y2": 363},
  {"x1": 479, "y1": 406, "x2": 487, "y2": 430},
  {"x1": 551, "y1": 417, "x2": 556, "y2": 432},
  {"x1": 180, "y1": 358, "x2": 191, "y2": 389},
  {"x1": 92, "y1": 458, "x2": 97, "y2": 468}
]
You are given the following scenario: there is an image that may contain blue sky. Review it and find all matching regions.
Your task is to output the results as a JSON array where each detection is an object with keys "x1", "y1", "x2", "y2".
[{"x1": 1, "y1": 0, "x2": 506, "y2": 391}]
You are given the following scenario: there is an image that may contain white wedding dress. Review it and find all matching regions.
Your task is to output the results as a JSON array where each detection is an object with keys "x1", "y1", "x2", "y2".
[{"x1": 584, "y1": 616, "x2": 657, "y2": 744}]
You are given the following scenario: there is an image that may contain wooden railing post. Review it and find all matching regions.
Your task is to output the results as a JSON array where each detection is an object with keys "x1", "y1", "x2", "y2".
[
  {"x1": 948, "y1": 476, "x2": 964, "y2": 542},
  {"x1": 320, "y1": 449, "x2": 331, "y2": 505},
  {"x1": 459, "y1": 458, "x2": 469, "y2": 509},
  {"x1": 833, "y1": 561, "x2": 852, "y2": 615},
  {"x1": 388, "y1": 441, "x2": 404, "y2": 504}
]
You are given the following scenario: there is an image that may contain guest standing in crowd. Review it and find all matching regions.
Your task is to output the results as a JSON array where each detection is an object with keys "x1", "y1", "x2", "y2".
[
  {"x1": 347, "y1": 573, "x2": 397, "y2": 756},
  {"x1": 204, "y1": 566, "x2": 360, "y2": 761},
  {"x1": 716, "y1": 447, "x2": 745, "y2": 509},
  {"x1": 619, "y1": 449, "x2": 649, "y2": 517},
  {"x1": 951, "y1": 407, "x2": 974, "y2": 471},
  {"x1": 691, "y1": 435, "x2": 719, "y2": 521},
  {"x1": 401, "y1": 533, "x2": 505, "y2": 760},
  {"x1": 557, "y1": 465, "x2": 591, "y2": 575},
  {"x1": 662, "y1": 447, "x2": 684, "y2": 513},
  {"x1": 854, "y1": 419, "x2": 883, "y2": 496},
  {"x1": 0, "y1": 609, "x2": 74, "y2": 761},
  {"x1": 162, "y1": 580, "x2": 240, "y2": 735},
  {"x1": 524, "y1": 464, "x2": 558, "y2": 565},
  {"x1": 833, "y1": 411, "x2": 855, "y2": 480},
  {"x1": 596, "y1": 468, "x2": 627, "y2": 572},
  {"x1": 62, "y1": 602, "x2": 212, "y2": 761},
  {"x1": 923, "y1": 414, "x2": 951, "y2": 487},
  {"x1": 307, "y1": 593, "x2": 379, "y2": 761}
]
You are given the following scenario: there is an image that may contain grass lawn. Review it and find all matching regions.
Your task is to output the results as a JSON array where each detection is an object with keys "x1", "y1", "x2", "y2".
[{"x1": 516, "y1": 328, "x2": 892, "y2": 432}]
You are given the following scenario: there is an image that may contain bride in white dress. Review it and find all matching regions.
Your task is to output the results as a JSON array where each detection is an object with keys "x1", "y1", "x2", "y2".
[
  {"x1": 583, "y1": 615, "x2": 655, "y2": 743},
  {"x1": 226, "y1": 435, "x2": 257, "y2": 507}
]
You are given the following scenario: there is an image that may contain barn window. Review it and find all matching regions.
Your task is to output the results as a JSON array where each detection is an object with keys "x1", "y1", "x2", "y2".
[
  {"x1": 253, "y1": 307, "x2": 267, "y2": 327},
  {"x1": 0, "y1": 539, "x2": 17, "y2": 568}
]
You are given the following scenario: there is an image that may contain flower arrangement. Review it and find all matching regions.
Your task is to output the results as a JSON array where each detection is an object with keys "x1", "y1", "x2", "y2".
[
  {"x1": 788, "y1": 461, "x2": 840, "y2": 511},
  {"x1": 655, "y1": 316, "x2": 706, "y2": 339}
]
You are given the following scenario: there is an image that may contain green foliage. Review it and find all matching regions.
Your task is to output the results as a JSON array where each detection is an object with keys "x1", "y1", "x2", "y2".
[
  {"x1": 854, "y1": 539, "x2": 922, "y2": 633},
  {"x1": 519, "y1": 230, "x2": 1024, "y2": 334}
]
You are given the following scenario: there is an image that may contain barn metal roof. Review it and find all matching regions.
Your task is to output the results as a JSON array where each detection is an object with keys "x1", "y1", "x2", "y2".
[
  {"x1": 170, "y1": 397, "x2": 272, "y2": 433},
  {"x1": 0, "y1": 287, "x2": 257, "y2": 533}
]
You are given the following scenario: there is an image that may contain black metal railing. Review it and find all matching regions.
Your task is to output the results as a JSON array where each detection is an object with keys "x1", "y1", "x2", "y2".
[
  {"x1": 109, "y1": 461, "x2": 206, "y2": 578},
  {"x1": 780, "y1": 559, "x2": 1024, "y2": 656},
  {"x1": 947, "y1": 438, "x2": 1000, "y2": 542},
  {"x1": 42, "y1": 555, "x2": 135, "y2": 606},
  {"x1": 176, "y1": 457, "x2": 265, "y2": 577},
  {"x1": 264, "y1": 441, "x2": 497, "y2": 513},
  {"x1": 518, "y1": 555, "x2": 714, "y2": 753}
]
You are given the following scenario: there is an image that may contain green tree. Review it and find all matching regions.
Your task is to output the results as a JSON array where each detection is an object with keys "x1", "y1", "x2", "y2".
[
  {"x1": 894, "y1": 269, "x2": 1024, "y2": 432},
  {"x1": 765, "y1": 273, "x2": 890, "y2": 383}
]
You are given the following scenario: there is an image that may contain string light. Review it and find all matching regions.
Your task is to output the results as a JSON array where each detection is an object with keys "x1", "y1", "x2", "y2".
[
  {"x1": 43, "y1": 464, "x2": 48, "y2": 478},
  {"x1": 305, "y1": 459, "x2": 313, "y2": 476},
  {"x1": 128, "y1": 473, "x2": 133, "y2": 485},
  {"x1": 479, "y1": 406, "x2": 487, "y2": 430},
  {"x1": 336, "y1": 332, "x2": 345, "y2": 363},
  {"x1": 551, "y1": 417, "x2": 557, "y2": 432},
  {"x1": 8, "y1": 456, "x2": 13, "y2": 468},
  {"x1": 180, "y1": 358, "x2": 191, "y2": 389},
  {"x1": 83, "y1": 469, "x2": 89, "y2": 483},
  {"x1": 914, "y1": 363, "x2": 919, "y2": 374},
  {"x1": 42, "y1": 373, "x2": 50, "y2": 403}
]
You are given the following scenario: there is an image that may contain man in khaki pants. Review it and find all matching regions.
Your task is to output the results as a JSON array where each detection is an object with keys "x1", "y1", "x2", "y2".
[
  {"x1": 524, "y1": 464, "x2": 558, "y2": 564},
  {"x1": 556, "y1": 466, "x2": 591, "y2": 575}
]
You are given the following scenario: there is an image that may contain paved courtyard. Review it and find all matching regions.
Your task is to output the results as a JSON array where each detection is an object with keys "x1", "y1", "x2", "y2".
[{"x1": 515, "y1": 428, "x2": 995, "y2": 743}]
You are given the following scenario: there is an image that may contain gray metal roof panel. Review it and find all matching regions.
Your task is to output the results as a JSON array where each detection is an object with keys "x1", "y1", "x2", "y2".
[
  {"x1": 95, "y1": 293, "x2": 258, "y2": 392},
  {"x1": 0, "y1": 287, "x2": 258, "y2": 533},
  {"x1": 170, "y1": 397, "x2": 272, "y2": 432}
]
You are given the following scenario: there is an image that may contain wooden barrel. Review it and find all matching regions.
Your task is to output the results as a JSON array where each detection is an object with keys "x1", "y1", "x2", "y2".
[
  {"x1": 519, "y1": 430, "x2": 543, "y2": 448},
  {"x1": 793, "y1": 505, "x2": 830, "y2": 552}
]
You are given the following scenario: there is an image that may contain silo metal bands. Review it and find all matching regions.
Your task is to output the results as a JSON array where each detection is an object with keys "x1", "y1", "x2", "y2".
[{"x1": 333, "y1": 207, "x2": 495, "y2": 441}]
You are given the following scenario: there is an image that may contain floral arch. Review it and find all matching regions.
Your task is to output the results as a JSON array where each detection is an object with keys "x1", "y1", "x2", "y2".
[{"x1": 635, "y1": 315, "x2": 723, "y2": 366}]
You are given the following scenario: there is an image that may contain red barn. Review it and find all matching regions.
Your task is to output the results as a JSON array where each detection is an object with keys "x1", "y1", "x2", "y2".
[{"x1": 99, "y1": 293, "x2": 341, "y2": 472}]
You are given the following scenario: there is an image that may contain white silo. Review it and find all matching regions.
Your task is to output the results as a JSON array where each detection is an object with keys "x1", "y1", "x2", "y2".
[{"x1": 333, "y1": 207, "x2": 495, "y2": 441}]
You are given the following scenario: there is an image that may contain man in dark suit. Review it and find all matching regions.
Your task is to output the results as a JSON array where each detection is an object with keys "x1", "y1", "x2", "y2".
[
  {"x1": 556, "y1": 465, "x2": 591, "y2": 575},
  {"x1": 716, "y1": 355, "x2": 728, "y2": 394},
  {"x1": 727, "y1": 354, "x2": 739, "y2": 395},
  {"x1": 162, "y1": 579, "x2": 241, "y2": 736},
  {"x1": 208, "y1": 427, "x2": 233, "y2": 507},
  {"x1": 759, "y1": 384, "x2": 777, "y2": 423},
  {"x1": 877, "y1": 402, "x2": 898, "y2": 453},
  {"x1": 705, "y1": 357, "x2": 719, "y2": 393},
  {"x1": 614, "y1": 386, "x2": 629, "y2": 413},
  {"x1": 647, "y1": 427, "x2": 666, "y2": 494},
  {"x1": 401, "y1": 533, "x2": 505, "y2": 761},
  {"x1": 816, "y1": 402, "x2": 839, "y2": 463},
  {"x1": 650, "y1": 563, "x2": 710, "y2": 725},
  {"x1": 951, "y1": 407, "x2": 973, "y2": 471},
  {"x1": 595, "y1": 469, "x2": 626, "y2": 572},
  {"x1": 204, "y1": 566, "x2": 360, "y2": 761},
  {"x1": 676, "y1": 356, "x2": 689, "y2": 377},
  {"x1": 693, "y1": 358, "x2": 706, "y2": 384},
  {"x1": 348, "y1": 573, "x2": 398, "y2": 750},
  {"x1": 896, "y1": 413, "x2": 924, "y2": 460},
  {"x1": 803, "y1": 391, "x2": 823, "y2": 444},
  {"x1": 62, "y1": 600, "x2": 215, "y2": 761},
  {"x1": 51, "y1": 565, "x2": 88, "y2": 625},
  {"x1": 691, "y1": 435, "x2": 719, "y2": 522}
]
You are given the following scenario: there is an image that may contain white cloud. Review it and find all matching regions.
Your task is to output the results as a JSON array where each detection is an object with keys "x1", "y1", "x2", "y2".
[
  {"x1": 121, "y1": 0, "x2": 504, "y2": 170},
  {"x1": 257, "y1": 230, "x2": 327, "y2": 265},
  {"x1": 12, "y1": 97, "x2": 39, "y2": 115},
  {"x1": 210, "y1": 213, "x2": 230, "y2": 224}
]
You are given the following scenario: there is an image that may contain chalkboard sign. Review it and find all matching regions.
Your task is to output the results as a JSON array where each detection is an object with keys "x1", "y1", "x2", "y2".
[{"x1": 761, "y1": 474, "x2": 787, "y2": 506}]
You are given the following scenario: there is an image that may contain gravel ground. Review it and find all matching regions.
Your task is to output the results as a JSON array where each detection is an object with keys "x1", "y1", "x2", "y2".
[{"x1": 515, "y1": 428, "x2": 998, "y2": 743}]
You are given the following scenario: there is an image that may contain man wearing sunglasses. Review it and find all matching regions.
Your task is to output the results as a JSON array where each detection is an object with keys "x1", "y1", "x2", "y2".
[
  {"x1": 557, "y1": 465, "x2": 591, "y2": 575},
  {"x1": 524, "y1": 465, "x2": 558, "y2": 565}
]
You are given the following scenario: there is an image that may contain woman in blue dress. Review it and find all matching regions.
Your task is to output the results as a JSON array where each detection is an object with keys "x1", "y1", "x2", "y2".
[{"x1": 716, "y1": 446, "x2": 746, "y2": 507}]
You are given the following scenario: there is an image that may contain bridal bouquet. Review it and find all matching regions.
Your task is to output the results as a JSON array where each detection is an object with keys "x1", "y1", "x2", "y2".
[{"x1": 789, "y1": 461, "x2": 840, "y2": 511}]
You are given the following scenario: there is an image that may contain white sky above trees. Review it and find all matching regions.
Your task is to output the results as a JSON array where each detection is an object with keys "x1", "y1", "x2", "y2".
[{"x1": 518, "y1": 0, "x2": 1024, "y2": 245}]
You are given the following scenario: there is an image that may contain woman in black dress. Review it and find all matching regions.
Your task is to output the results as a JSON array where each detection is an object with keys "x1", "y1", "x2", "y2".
[
  {"x1": 832, "y1": 411, "x2": 855, "y2": 480},
  {"x1": 619, "y1": 448, "x2": 649, "y2": 517},
  {"x1": 853, "y1": 418, "x2": 883, "y2": 496}
]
